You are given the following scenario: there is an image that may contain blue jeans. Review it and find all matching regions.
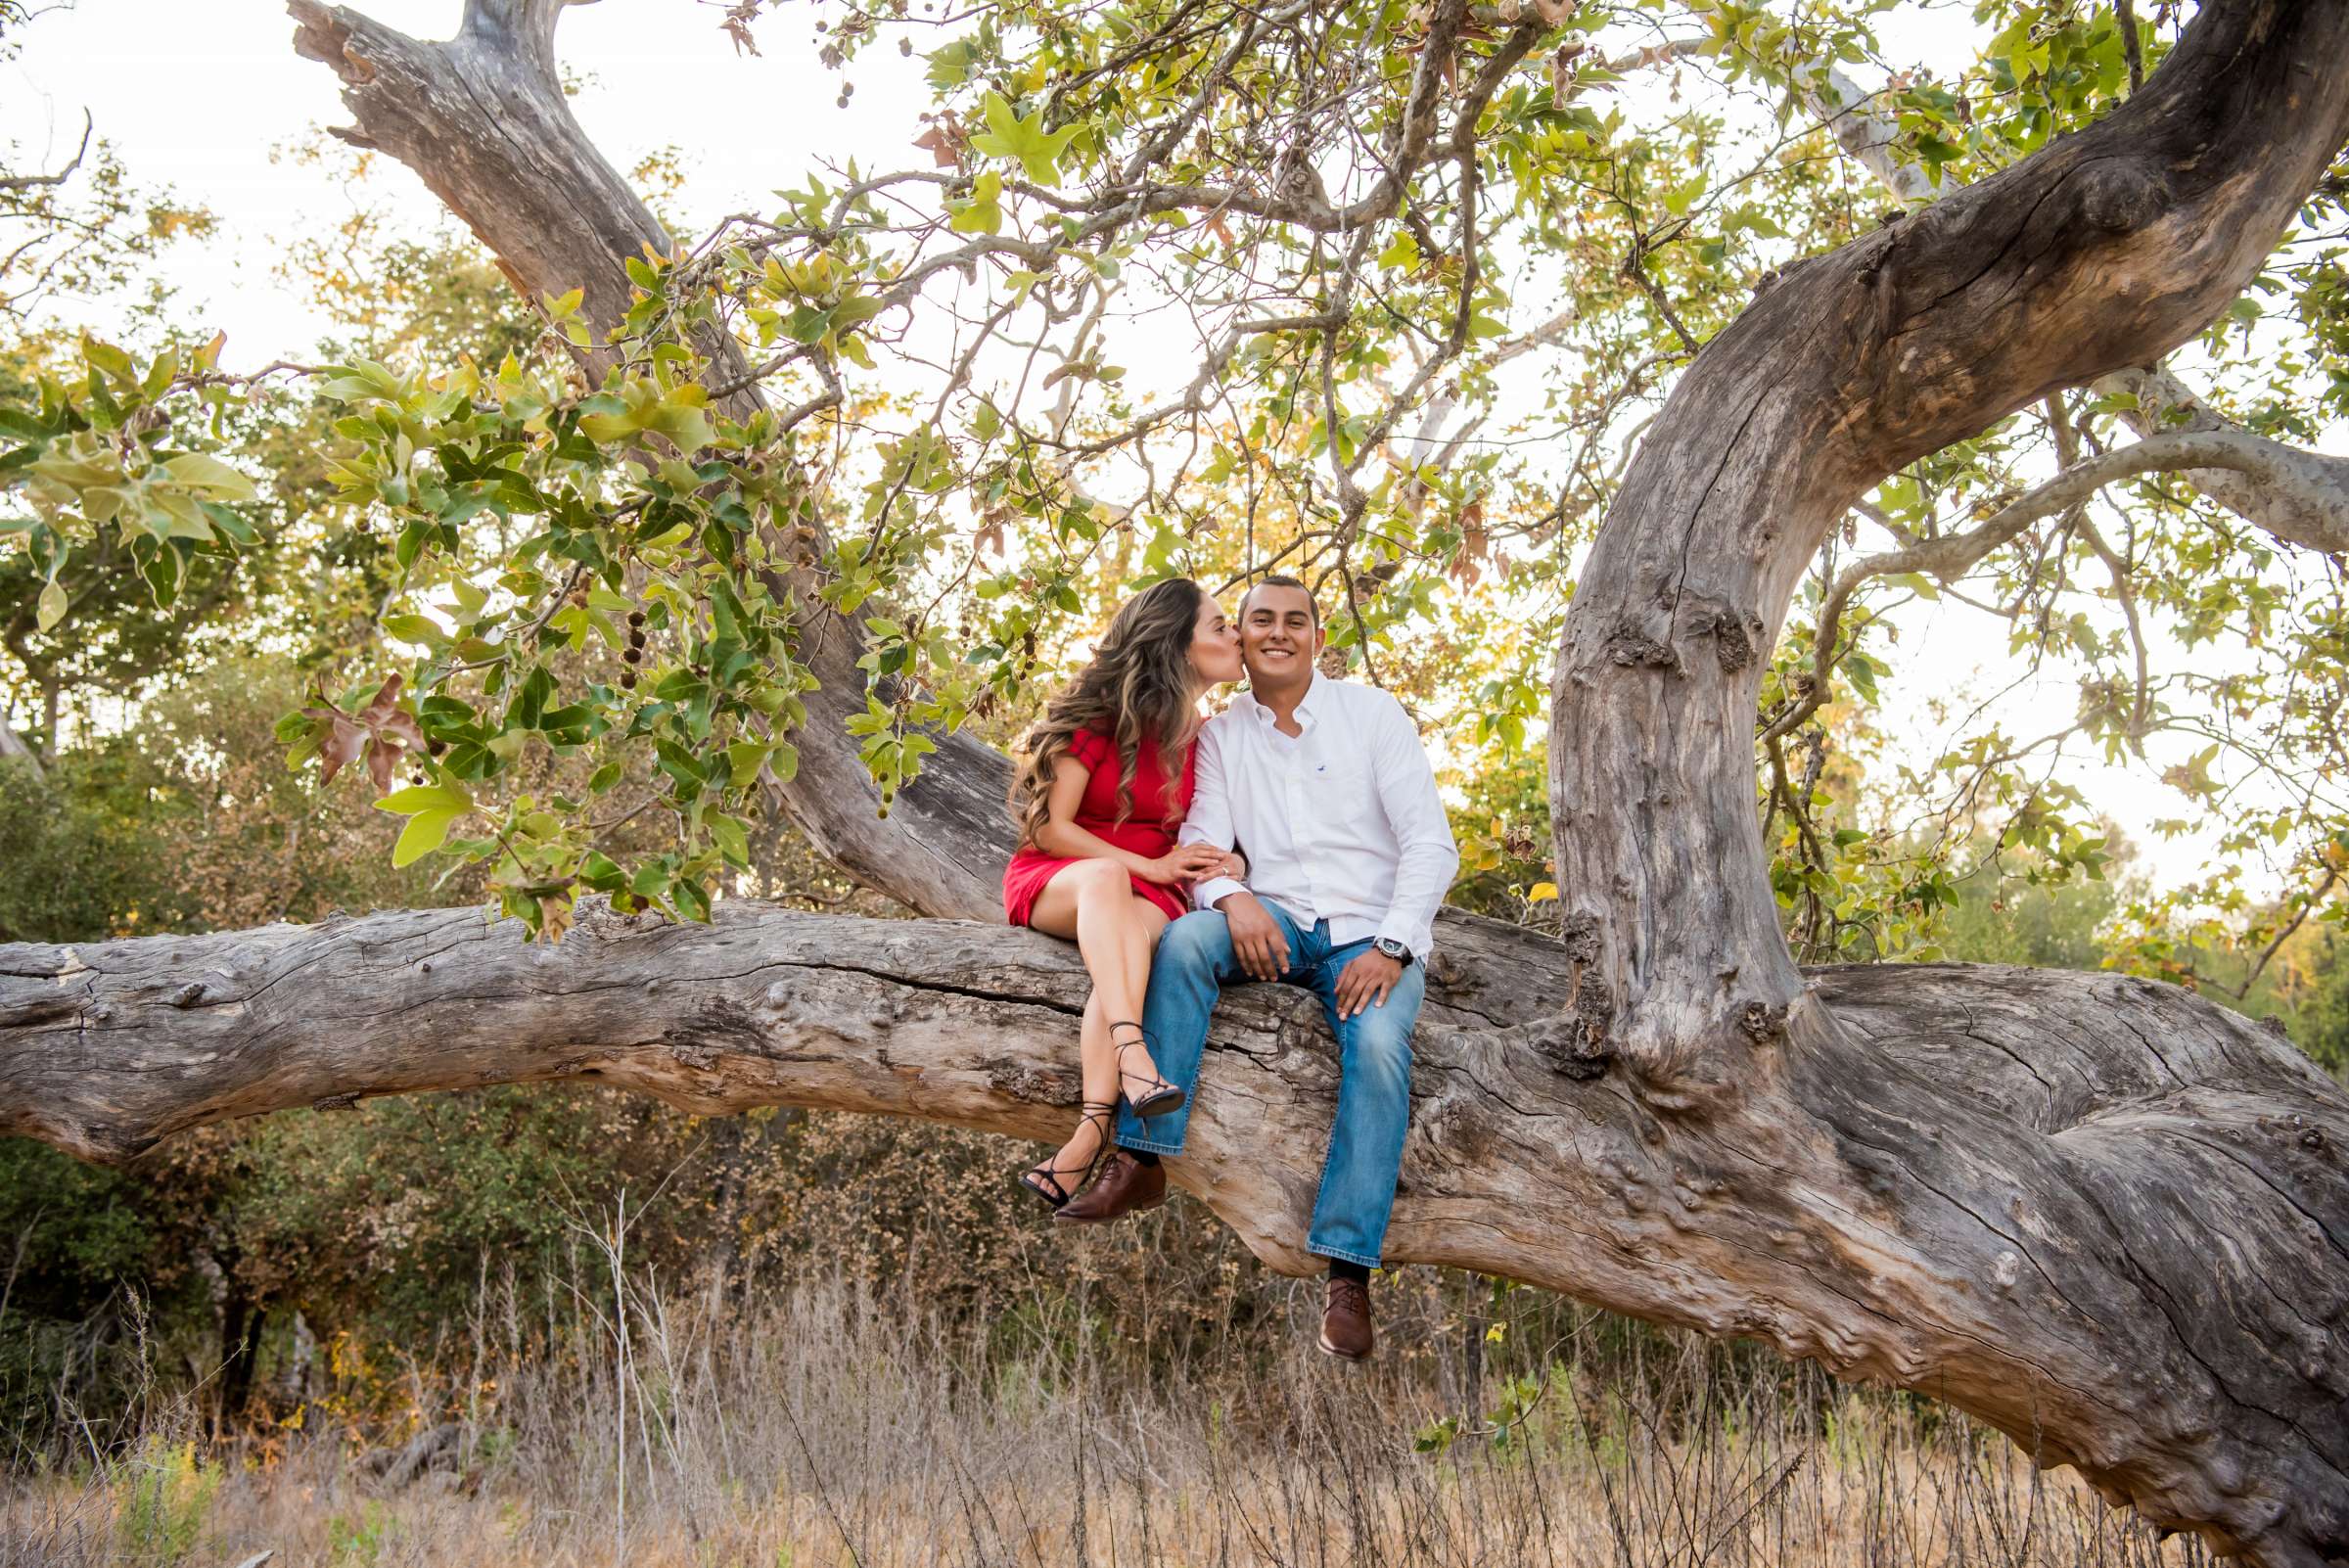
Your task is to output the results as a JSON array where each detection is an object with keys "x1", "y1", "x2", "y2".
[{"x1": 1119, "y1": 903, "x2": 1425, "y2": 1268}]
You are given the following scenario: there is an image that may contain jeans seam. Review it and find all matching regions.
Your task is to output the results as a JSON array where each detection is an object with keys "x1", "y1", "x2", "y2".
[
  {"x1": 1312, "y1": 1245, "x2": 1381, "y2": 1268},
  {"x1": 1305, "y1": 998, "x2": 1351, "y2": 1252},
  {"x1": 1118, "y1": 1134, "x2": 1184, "y2": 1156}
]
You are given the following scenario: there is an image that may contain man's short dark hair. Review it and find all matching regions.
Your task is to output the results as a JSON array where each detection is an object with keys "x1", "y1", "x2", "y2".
[{"x1": 1239, "y1": 574, "x2": 1320, "y2": 630}]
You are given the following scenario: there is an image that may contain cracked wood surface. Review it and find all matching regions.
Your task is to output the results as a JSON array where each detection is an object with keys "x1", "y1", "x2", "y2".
[{"x1": 4, "y1": 901, "x2": 2346, "y2": 1563}]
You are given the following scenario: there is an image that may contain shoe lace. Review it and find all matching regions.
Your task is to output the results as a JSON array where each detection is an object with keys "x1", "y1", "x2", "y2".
[{"x1": 1329, "y1": 1277, "x2": 1370, "y2": 1314}]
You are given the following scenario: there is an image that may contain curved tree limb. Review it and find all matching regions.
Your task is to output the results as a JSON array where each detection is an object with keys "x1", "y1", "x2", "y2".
[
  {"x1": 1786, "y1": 39, "x2": 2349, "y2": 559},
  {"x1": 4, "y1": 902, "x2": 2346, "y2": 1562},
  {"x1": 0, "y1": 108, "x2": 92, "y2": 194},
  {"x1": 287, "y1": 0, "x2": 1019, "y2": 919},
  {"x1": 2093, "y1": 363, "x2": 2349, "y2": 555},
  {"x1": 1543, "y1": 0, "x2": 2349, "y2": 1080}
]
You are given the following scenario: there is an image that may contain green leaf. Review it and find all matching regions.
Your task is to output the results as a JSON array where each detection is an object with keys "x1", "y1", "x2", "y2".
[
  {"x1": 374, "y1": 779, "x2": 473, "y2": 816},
  {"x1": 36, "y1": 577, "x2": 67, "y2": 632},
  {"x1": 710, "y1": 811, "x2": 750, "y2": 867},
  {"x1": 159, "y1": 452, "x2": 257, "y2": 502},
  {"x1": 948, "y1": 171, "x2": 1004, "y2": 235},
  {"x1": 725, "y1": 740, "x2": 770, "y2": 786},
  {"x1": 392, "y1": 808, "x2": 461, "y2": 867},
  {"x1": 970, "y1": 91, "x2": 1079, "y2": 185},
  {"x1": 926, "y1": 38, "x2": 981, "y2": 91}
]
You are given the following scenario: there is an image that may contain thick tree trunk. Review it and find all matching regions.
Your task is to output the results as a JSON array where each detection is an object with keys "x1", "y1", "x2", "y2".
[
  {"x1": 3, "y1": 902, "x2": 2345, "y2": 1560},
  {"x1": 1542, "y1": 0, "x2": 2349, "y2": 1078},
  {"x1": 1513, "y1": 5, "x2": 2349, "y2": 1562}
]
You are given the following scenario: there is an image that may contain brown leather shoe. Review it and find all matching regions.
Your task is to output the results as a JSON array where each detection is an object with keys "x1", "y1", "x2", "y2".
[
  {"x1": 1319, "y1": 1276, "x2": 1374, "y2": 1360},
  {"x1": 1053, "y1": 1150, "x2": 1166, "y2": 1224}
]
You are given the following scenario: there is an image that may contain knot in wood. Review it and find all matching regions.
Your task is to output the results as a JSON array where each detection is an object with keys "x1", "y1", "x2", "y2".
[
  {"x1": 1738, "y1": 998, "x2": 1789, "y2": 1045},
  {"x1": 1604, "y1": 623, "x2": 1677, "y2": 670},
  {"x1": 169, "y1": 983, "x2": 207, "y2": 1009},
  {"x1": 1558, "y1": 910, "x2": 1603, "y2": 966},
  {"x1": 1680, "y1": 599, "x2": 1763, "y2": 674},
  {"x1": 1530, "y1": 1012, "x2": 1611, "y2": 1081},
  {"x1": 2070, "y1": 159, "x2": 2168, "y2": 233},
  {"x1": 988, "y1": 1061, "x2": 1080, "y2": 1106}
]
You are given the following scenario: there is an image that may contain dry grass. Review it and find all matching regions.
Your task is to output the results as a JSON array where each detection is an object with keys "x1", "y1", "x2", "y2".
[{"x1": 0, "y1": 1254, "x2": 2212, "y2": 1568}]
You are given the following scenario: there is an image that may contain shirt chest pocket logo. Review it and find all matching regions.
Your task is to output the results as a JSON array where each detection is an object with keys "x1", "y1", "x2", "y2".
[{"x1": 1308, "y1": 752, "x2": 1374, "y2": 810}]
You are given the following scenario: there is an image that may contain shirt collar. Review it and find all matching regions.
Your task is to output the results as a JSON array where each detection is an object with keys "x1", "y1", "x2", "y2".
[{"x1": 1239, "y1": 670, "x2": 1330, "y2": 727}]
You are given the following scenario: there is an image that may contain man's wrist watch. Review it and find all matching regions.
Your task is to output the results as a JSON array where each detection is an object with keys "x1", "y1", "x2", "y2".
[{"x1": 1373, "y1": 937, "x2": 1413, "y2": 965}]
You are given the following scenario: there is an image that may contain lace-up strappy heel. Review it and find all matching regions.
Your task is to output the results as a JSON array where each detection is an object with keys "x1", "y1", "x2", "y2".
[
  {"x1": 1017, "y1": 1100, "x2": 1117, "y2": 1211},
  {"x1": 1111, "y1": 1021, "x2": 1186, "y2": 1118}
]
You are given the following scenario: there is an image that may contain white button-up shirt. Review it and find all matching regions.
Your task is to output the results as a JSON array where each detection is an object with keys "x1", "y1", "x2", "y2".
[{"x1": 1179, "y1": 673, "x2": 1458, "y2": 958}]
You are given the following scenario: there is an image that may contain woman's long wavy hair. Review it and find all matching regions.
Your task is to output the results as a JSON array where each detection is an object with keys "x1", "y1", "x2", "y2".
[{"x1": 1010, "y1": 577, "x2": 1208, "y2": 849}]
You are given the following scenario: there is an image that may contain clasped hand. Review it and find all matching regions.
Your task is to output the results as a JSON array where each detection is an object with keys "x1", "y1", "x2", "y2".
[{"x1": 1142, "y1": 842, "x2": 1240, "y2": 886}]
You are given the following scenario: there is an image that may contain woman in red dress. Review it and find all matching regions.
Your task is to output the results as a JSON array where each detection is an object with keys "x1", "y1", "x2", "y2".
[{"x1": 1003, "y1": 576, "x2": 1244, "y2": 1211}]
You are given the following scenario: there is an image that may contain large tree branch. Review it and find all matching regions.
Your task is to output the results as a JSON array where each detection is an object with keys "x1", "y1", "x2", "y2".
[
  {"x1": 4, "y1": 903, "x2": 2346, "y2": 1562},
  {"x1": 2094, "y1": 363, "x2": 2349, "y2": 554},
  {"x1": 1788, "y1": 43, "x2": 2349, "y2": 558},
  {"x1": 1545, "y1": 0, "x2": 2349, "y2": 1079}
]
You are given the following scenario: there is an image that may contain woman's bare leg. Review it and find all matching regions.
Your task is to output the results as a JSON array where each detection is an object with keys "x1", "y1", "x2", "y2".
[{"x1": 1029, "y1": 860, "x2": 1174, "y2": 1170}]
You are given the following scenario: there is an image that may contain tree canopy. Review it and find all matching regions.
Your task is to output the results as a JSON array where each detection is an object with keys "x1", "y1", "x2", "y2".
[{"x1": 3, "y1": 0, "x2": 2341, "y2": 989}]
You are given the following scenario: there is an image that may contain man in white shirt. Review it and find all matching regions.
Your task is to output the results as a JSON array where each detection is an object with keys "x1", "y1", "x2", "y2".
[{"x1": 1055, "y1": 576, "x2": 1459, "y2": 1361}]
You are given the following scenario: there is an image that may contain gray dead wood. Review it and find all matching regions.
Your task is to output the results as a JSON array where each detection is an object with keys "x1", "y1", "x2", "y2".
[{"x1": 4, "y1": 902, "x2": 2346, "y2": 1562}]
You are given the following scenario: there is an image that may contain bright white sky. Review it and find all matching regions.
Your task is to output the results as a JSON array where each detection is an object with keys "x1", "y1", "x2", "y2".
[{"x1": 3, "y1": 1, "x2": 2321, "y2": 903}]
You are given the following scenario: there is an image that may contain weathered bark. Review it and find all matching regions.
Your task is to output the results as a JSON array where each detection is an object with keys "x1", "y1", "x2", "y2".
[
  {"x1": 1513, "y1": 4, "x2": 2349, "y2": 1560},
  {"x1": 3, "y1": 903, "x2": 2345, "y2": 1560},
  {"x1": 1543, "y1": 0, "x2": 2349, "y2": 1082},
  {"x1": 287, "y1": 0, "x2": 1018, "y2": 919},
  {"x1": 2095, "y1": 363, "x2": 2349, "y2": 555}
]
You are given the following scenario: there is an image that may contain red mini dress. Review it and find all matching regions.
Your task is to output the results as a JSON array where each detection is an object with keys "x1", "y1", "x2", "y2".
[{"x1": 1002, "y1": 725, "x2": 1198, "y2": 927}]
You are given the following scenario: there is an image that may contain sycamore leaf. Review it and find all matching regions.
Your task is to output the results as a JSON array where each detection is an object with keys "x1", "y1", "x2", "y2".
[
  {"x1": 948, "y1": 170, "x2": 1003, "y2": 234},
  {"x1": 970, "y1": 91, "x2": 1079, "y2": 185}
]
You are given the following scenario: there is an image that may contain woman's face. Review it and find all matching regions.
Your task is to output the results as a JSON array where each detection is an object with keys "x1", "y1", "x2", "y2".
[{"x1": 1185, "y1": 594, "x2": 1245, "y2": 686}]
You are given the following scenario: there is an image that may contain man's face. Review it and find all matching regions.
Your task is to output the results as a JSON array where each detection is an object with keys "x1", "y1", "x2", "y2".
[{"x1": 1238, "y1": 584, "x2": 1321, "y2": 686}]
